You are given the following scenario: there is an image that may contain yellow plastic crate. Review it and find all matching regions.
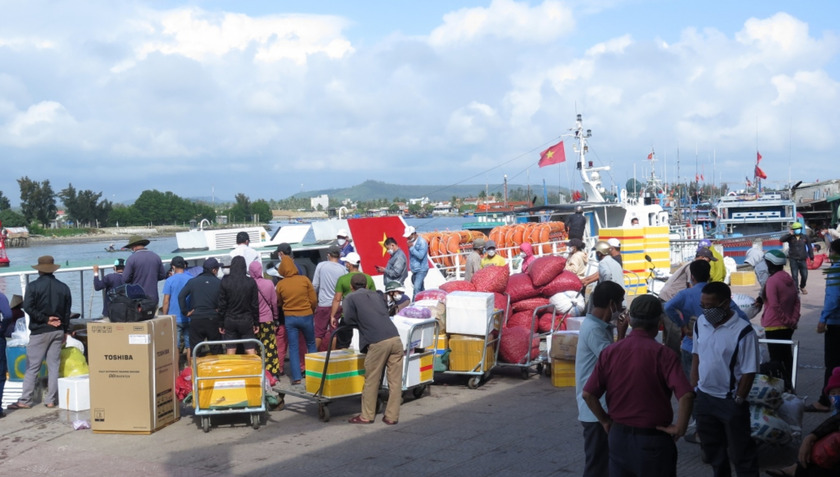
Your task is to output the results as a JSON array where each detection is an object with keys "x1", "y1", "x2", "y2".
[
  {"x1": 195, "y1": 354, "x2": 263, "y2": 410},
  {"x1": 305, "y1": 350, "x2": 366, "y2": 398},
  {"x1": 449, "y1": 335, "x2": 495, "y2": 372},
  {"x1": 730, "y1": 271, "x2": 756, "y2": 286},
  {"x1": 551, "y1": 359, "x2": 575, "y2": 387}
]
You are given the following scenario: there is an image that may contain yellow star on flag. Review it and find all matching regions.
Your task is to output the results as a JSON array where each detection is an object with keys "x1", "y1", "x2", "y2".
[{"x1": 378, "y1": 232, "x2": 388, "y2": 257}]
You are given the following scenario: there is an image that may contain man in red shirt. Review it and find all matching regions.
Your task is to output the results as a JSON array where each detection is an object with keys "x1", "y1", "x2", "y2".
[{"x1": 583, "y1": 294, "x2": 694, "y2": 476}]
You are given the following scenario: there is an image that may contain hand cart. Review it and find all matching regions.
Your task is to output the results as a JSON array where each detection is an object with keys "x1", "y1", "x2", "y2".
[
  {"x1": 274, "y1": 326, "x2": 369, "y2": 422},
  {"x1": 386, "y1": 318, "x2": 439, "y2": 399},
  {"x1": 758, "y1": 338, "x2": 800, "y2": 393},
  {"x1": 192, "y1": 338, "x2": 266, "y2": 433},
  {"x1": 495, "y1": 304, "x2": 557, "y2": 379},
  {"x1": 442, "y1": 309, "x2": 504, "y2": 389}
]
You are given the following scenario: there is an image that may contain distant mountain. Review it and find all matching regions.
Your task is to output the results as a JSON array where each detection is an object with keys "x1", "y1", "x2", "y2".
[{"x1": 287, "y1": 180, "x2": 568, "y2": 202}]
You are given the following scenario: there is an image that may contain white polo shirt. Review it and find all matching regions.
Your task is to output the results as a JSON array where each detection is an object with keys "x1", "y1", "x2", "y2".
[{"x1": 693, "y1": 313, "x2": 759, "y2": 399}]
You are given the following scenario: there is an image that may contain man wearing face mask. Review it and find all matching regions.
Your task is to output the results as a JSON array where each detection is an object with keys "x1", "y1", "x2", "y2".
[
  {"x1": 384, "y1": 281, "x2": 410, "y2": 316},
  {"x1": 781, "y1": 222, "x2": 814, "y2": 294},
  {"x1": 565, "y1": 238, "x2": 589, "y2": 279},
  {"x1": 464, "y1": 238, "x2": 485, "y2": 281},
  {"x1": 583, "y1": 295, "x2": 694, "y2": 477},
  {"x1": 575, "y1": 281, "x2": 627, "y2": 477},
  {"x1": 403, "y1": 226, "x2": 430, "y2": 299},
  {"x1": 480, "y1": 240, "x2": 506, "y2": 268},
  {"x1": 335, "y1": 229, "x2": 355, "y2": 265},
  {"x1": 376, "y1": 237, "x2": 407, "y2": 285},
  {"x1": 581, "y1": 241, "x2": 624, "y2": 290},
  {"x1": 692, "y1": 281, "x2": 760, "y2": 476}
]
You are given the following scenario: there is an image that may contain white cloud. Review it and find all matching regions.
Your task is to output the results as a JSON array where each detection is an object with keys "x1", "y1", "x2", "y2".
[
  {"x1": 1, "y1": 2, "x2": 839, "y2": 202},
  {"x1": 429, "y1": 0, "x2": 574, "y2": 47},
  {"x1": 132, "y1": 8, "x2": 354, "y2": 66}
]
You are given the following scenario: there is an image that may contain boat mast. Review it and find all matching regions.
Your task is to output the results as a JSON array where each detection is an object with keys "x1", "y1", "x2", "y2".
[{"x1": 572, "y1": 114, "x2": 609, "y2": 203}]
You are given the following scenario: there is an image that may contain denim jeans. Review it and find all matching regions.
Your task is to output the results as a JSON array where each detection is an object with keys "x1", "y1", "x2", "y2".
[
  {"x1": 789, "y1": 258, "x2": 808, "y2": 289},
  {"x1": 285, "y1": 314, "x2": 316, "y2": 382},
  {"x1": 411, "y1": 269, "x2": 428, "y2": 299}
]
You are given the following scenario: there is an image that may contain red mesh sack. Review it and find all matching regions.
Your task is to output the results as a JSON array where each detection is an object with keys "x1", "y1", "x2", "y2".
[
  {"x1": 527, "y1": 256, "x2": 567, "y2": 287},
  {"x1": 538, "y1": 310, "x2": 565, "y2": 333},
  {"x1": 440, "y1": 280, "x2": 476, "y2": 293},
  {"x1": 471, "y1": 265, "x2": 510, "y2": 294},
  {"x1": 511, "y1": 297, "x2": 550, "y2": 313},
  {"x1": 540, "y1": 270, "x2": 583, "y2": 297},
  {"x1": 414, "y1": 289, "x2": 448, "y2": 303},
  {"x1": 499, "y1": 326, "x2": 540, "y2": 364},
  {"x1": 494, "y1": 292, "x2": 509, "y2": 312},
  {"x1": 505, "y1": 272, "x2": 540, "y2": 302},
  {"x1": 506, "y1": 310, "x2": 535, "y2": 329}
]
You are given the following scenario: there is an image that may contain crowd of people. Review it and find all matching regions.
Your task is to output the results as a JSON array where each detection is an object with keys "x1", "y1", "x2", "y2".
[{"x1": 2, "y1": 217, "x2": 840, "y2": 468}]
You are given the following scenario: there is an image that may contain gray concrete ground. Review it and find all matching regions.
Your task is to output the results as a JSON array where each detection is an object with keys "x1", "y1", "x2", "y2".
[{"x1": 0, "y1": 268, "x2": 832, "y2": 476}]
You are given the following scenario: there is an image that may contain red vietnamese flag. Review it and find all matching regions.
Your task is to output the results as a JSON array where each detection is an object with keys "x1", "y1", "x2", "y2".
[
  {"x1": 757, "y1": 151, "x2": 762, "y2": 163},
  {"x1": 755, "y1": 165, "x2": 767, "y2": 180},
  {"x1": 346, "y1": 216, "x2": 412, "y2": 276},
  {"x1": 538, "y1": 141, "x2": 565, "y2": 167},
  {"x1": 647, "y1": 152, "x2": 653, "y2": 160}
]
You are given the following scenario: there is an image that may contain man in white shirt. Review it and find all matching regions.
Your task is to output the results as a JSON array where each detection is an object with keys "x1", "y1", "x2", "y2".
[
  {"x1": 691, "y1": 281, "x2": 759, "y2": 476},
  {"x1": 230, "y1": 231, "x2": 260, "y2": 268}
]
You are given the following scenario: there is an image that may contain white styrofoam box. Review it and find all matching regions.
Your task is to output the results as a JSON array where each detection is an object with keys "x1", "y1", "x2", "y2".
[
  {"x1": 58, "y1": 374, "x2": 90, "y2": 411},
  {"x1": 446, "y1": 291, "x2": 495, "y2": 335},
  {"x1": 349, "y1": 328, "x2": 360, "y2": 351},
  {"x1": 382, "y1": 353, "x2": 433, "y2": 389},
  {"x1": 1, "y1": 381, "x2": 23, "y2": 407},
  {"x1": 392, "y1": 316, "x2": 436, "y2": 349},
  {"x1": 565, "y1": 316, "x2": 585, "y2": 331}
]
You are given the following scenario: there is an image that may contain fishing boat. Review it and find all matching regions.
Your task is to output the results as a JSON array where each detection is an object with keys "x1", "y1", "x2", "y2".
[{"x1": 708, "y1": 191, "x2": 797, "y2": 264}]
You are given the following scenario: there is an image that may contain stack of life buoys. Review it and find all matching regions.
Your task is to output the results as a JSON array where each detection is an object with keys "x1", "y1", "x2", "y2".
[
  {"x1": 487, "y1": 221, "x2": 568, "y2": 258},
  {"x1": 421, "y1": 230, "x2": 488, "y2": 271}
]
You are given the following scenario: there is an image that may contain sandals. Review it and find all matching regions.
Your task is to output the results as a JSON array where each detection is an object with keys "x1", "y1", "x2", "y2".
[
  {"x1": 348, "y1": 415, "x2": 373, "y2": 424},
  {"x1": 45, "y1": 403, "x2": 57, "y2": 408},
  {"x1": 7, "y1": 402, "x2": 31, "y2": 410},
  {"x1": 382, "y1": 417, "x2": 398, "y2": 425}
]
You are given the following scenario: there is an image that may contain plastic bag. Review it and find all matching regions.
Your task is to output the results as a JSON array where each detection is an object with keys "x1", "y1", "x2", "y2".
[
  {"x1": 59, "y1": 346, "x2": 90, "y2": 377},
  {"x1": 65, "y1": 335, "x2": 85, "y2": 354},
  {"x1": 7, "y1": 318, "x2": 29, "y2": 347},
  {"x1": 747, "y1": 374, "x2": 785, "y2": 409},
  {"x1": 750, "y1": 404, "x2": 792, "y2": 445},
  {"x1": 776, "y1": 392, "x2": 805, "y2": 431},
  {"x1": 549, "y1": 290, "x2": 586, "y2": 316}
]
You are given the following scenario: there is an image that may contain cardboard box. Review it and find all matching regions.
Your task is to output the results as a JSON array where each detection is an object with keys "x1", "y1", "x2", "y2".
[
  {"x1": 88, "y1": 315, "x2": 179, "y2": 434},
  {"x1": 305, "y1": 350, "x2": 366, "y2": 398},
  {"x1": 446, "y1": 291, "x2": 497, "y2": 336},
  {"x1": 565, "y1": 316, "x2": 585, "y2": 331},
  {"x1": 414, "y1": 299, "x2": 446, "y2": 332},
  {"x1": 392, "y1": 316, "x2": 436, "y2": 349},
  {"x1": 448, "y1": 334, "x2": 495, "y2": 372},
  {"x1": 5, "y1": 346, "x2": 47, "y2": 382},
  {"x1": 550, "y1": 331, "x2": 579, "y2": 361},
  {"x1": 383, "y1": 353, "x2": 433, "y2": 389},
  {"x1": 730, "y1": 271, "x2": 756, "y2": 286},
  {"x1": 195, "y1": 354, "x2": 262, "y2": 409},
  {"x1": 58, "y1": 375, "x2": 90, "y2": 411},
  {"x1": 551, "y1": 358, "x2": 575, "y2": 387}
]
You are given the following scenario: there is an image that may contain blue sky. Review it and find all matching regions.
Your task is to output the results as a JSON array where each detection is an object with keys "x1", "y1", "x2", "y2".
[{"x1": 1, "y1": 0, "x2": 839, "y2": 206}]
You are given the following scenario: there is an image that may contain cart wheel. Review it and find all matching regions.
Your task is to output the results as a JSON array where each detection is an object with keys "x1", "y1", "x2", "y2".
[
  {"x1": 318, "y1": 404, "x2": 330, "y2": 422},
  {"x1": 201, "y1": 416, "x2": 210, "y2": 433},
  {"x1": 467, "y1": 376, "x2": 481, "y2": 389},
  {"x1": 251, "y1": 413, "x2": 261, "y2": 430},
  {"x1": 412, "y1": 385, "x2": 426, "y2": 399},
  {"x1": 536, "y1": 363, "x2": 544, "y2": 375},
  {"x1": 520, "y1": 368, "x2": 530, "y2": 380}
]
